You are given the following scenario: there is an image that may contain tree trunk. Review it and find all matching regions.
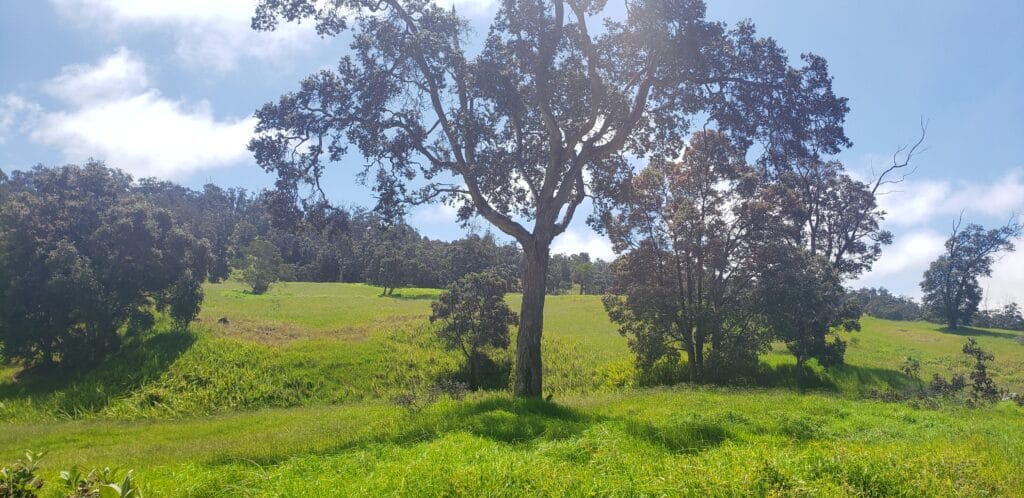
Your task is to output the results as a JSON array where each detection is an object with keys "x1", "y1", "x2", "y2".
[{"x1": 515, "y1": 248, "x2": 549, "y2": 397}]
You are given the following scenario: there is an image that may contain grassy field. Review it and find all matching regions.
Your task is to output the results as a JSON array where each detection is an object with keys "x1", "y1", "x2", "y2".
[{"x1": 1, "y1": 281, "x2": 1023, "y2": 496}]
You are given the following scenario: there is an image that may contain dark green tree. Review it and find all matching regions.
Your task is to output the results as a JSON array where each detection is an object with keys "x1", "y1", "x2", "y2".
[
  {"x1": 962, "y1": 338, "x2": 1000, "y2": 404},
  {"x1": 921, "y1": 218, "x2": 1022, "y2": 329},
  {"x1": 602, "y1": 131, "x2": 789, "y2": 381},
  {"x1": 249, "y1": 0, "x2": 850, "y2": 395},
  {"x1": 760, "y1": 252, "x2": 860, "y2": 367},
  {"x1": 0, "y1": 163, "x2": 209, "y2": 368},
  {"x1": 570, "y1": 253, "x2": 594, "y2": 295},
  {"x1": 430, "y1": 270, "x2": 519, "y2": 389}
]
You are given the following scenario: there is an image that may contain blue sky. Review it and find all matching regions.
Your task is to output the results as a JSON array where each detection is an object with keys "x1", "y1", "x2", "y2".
[{"x1": 1, "y1": 0, "x2": 1022, "y2": 304}]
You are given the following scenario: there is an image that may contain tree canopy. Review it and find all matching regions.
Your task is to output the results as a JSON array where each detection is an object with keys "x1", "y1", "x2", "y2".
[
  {"x1": 0, "y1": 163, "x2": 209, "y2": 368},
  {"x1": 249, "y1": 0, "x2": 851, "y2": 396}
]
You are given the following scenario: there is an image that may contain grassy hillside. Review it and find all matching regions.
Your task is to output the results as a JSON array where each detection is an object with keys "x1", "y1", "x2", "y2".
[{"x1": 1, "y1": 281, "x2": 1023, "y2": 496}]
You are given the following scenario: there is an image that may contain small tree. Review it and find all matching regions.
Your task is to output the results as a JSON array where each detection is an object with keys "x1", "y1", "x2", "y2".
[
  {"x1": 241, "y1": 238, "x2": 284, "y2": 294},
  {"x1": 430, "y1": 270, "x2": 518, "y2": 389},
  {"x1": 921, "y1": 218, "x2": 1022, "y2": 329},
  {"x1": 570, "y1": 254, "x2": 594, "y2": 295},
  {"x1": 760, "y1": 252, "x2": 861, "y2": 367},
  {"x1": 602, "y1": 131, "x2": 787, "y2": 382},
  {"x1": 963, "y1": 338, "x2": 1001, "y2": 404}
]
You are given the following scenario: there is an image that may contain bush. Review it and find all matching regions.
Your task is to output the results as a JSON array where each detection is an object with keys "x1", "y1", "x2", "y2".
[
  {"x1": 60, "y1": 467, "x2": 143, "y2": 498},
  {"x1": 430, "y1": 270, "x2": 517, "y2": 389},
  {"x1": 240, "y1": 238, "x2": 284, "y2": 294},
  {"x1": 0, "y1": 451, "x2": 45, "y2": 498}
]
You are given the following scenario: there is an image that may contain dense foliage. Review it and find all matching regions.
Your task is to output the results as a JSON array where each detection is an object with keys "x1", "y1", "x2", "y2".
[
  {"x1": 0, "y1": 164, "x2": 209, "y2": 368},
  {"x1": 847, "y1": 287, "x2": 925, "y2": 321},
  {"x1": 601, "y1": 131, "x2": 877, "y2": 380},
  {"x1": 972, "y1": 302, "x2": 1024, "y2": 331}
]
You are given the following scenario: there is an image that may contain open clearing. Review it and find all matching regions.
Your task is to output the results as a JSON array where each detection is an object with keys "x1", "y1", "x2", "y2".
[{"x1": 2, "y1": 282, "x2": 1022, "y2": 496}]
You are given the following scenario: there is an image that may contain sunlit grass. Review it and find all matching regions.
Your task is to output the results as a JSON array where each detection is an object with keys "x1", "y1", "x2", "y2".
[{"x1": 2, "y1": 281, "x2": 1023, "y2": 496}]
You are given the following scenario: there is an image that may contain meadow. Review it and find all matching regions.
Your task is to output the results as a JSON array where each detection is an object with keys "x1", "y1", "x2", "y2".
[{"x1": 1, "y1": 281, "x2": 1023, "y2": 496}]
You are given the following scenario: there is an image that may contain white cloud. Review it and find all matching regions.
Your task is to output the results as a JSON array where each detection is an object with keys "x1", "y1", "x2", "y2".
[
  {"x1": 854, "y1": 229, "x2": 948, "y2": 297},
  {"x1": 0, "y1": 94, "x2": 42, "y2": 144},
  {"x1": 44, "y1": 47, "x2": 148, "y2": 106},
  {"x1": 866, "y1": 229, "x2": 947, "y2": 279},
  {"x1": 411, "y1": 203, "x2": 460, "y2": 225},
  {"x1": 551, "y1": 228, "x2": 615, "y2": 261},
  {"x1": 31, "y1": 49, "x2": 255, "y2": 179},
  {"x1": 980, "y1": 237, "x2": 1024, "y2": 307},
  {"x1": 877, "y1": 169, "x2": 1024, "y2": 227},
  {"x1": 50, "y1": 0, "x2": 316, "y2": 71},
  {"x1": 50, "y1": 0, "x2": 497, "y2": 71}
]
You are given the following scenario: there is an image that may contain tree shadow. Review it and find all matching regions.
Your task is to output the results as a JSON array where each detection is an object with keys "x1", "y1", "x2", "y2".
[
  {"x1": 209, "y1": 395, "x2": 733, "y2": 468},
  {"x1": 934, "y1": 325, "x2": 1020, "y2": 340},
  {"x1": 0, "y1": 327, "x2": 196, "y2": 416},
  {"x1": 378, "y1": 290, "x2": 438, "y2": 300},
  {"x1": 750, "y1": 362, "x2": 840, "y2": 391}
]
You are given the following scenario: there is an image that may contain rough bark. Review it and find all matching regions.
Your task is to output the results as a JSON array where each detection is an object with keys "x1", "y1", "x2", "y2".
[{"x1": 515, "y1": 248, "x2": 549, "y2": 397}]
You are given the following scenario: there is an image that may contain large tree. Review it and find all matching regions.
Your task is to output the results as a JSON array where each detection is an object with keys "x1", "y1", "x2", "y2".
[
  {"x1": 249, "y1": 0, "x2": 850, "y2": 396},
  {"x1": 601, "y1": 131, "x2": 791, "y2": 381},
  {"x1": 0, "y1": 163, "x2": 209, "y2": 368},
  {"x1": 921, "y1": 217, "x2": 1022, "y2": 329}
]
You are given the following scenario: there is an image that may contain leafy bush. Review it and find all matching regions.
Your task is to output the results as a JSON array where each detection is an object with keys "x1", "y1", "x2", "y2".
[
  {"x1": 0, "y1": 451, "x2": 44, "y2": 498},
  {"x1": 430, "y1": 270, "x2": 517, "y2": 389},
  {"x1": 963, "y1": 338, "x2": 1001, "y2": 404},
  {"x1": 60, "y1": 467, "x2": 143, "y2": 498},
  {"x1": 240, "y1": 238, "x2": 284, "y2": 294}
]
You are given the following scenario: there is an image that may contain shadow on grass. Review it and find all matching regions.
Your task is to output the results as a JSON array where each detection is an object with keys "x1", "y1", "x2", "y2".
[
  {"x1": 935, "y1": 325, "x2": 1020, "y2": 340},
  {"x1": 212, "y1": 395, "x2": 735, "y2": 468},
  {"x1": 378, "y1": 291, "x2": 438, "y2": 301},
  {"x1": 636, "y1": 357, "x2": 917, "y2": 396},
  {"x1": 0, "y1": 327, "x2": 196, "y2": 416}
]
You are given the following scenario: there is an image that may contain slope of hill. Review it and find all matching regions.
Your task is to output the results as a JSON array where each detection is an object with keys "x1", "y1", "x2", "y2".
[{"x1": 1, "y1": 282, "x2": 1022, "y2": 496}]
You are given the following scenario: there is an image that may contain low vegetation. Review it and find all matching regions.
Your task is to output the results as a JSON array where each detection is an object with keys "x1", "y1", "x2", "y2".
[{"x1": 1, "y1": 282, "x2": 1022, "y2": 495}]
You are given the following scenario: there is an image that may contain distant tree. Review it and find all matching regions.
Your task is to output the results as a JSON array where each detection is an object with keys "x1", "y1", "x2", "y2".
[
  {"x1": 250, "y1": 0, "x2": 850, "y2": 396},
  {"x1": 602, "y1": 131, "x2": 789, "y2": 381},
  {"x1": 973, "y1": 302, "x2": 1024, "y2": 331},
  {"x1": 588, "y1": 259, "x2": 614, "y2": 295},
  {"x1": 0, "y1": 163, "x2": 209, "y2": 368},
  {"x1": 921, "y1": 218, "x2": 1022, "y2": 329},
  {"x1": 760, "y1": 251, "x2": 860, "y2": 367},
  {"x1": 241, "y1": 238, "x2": 284, "y2": 294},
  {"x1": 848, "y1": 287, "x2": 924, "y2": 321},
  {"x1": 570, "y1": 253, "x2": 594, "y2": 295},
  {"x1": 365, "y1": 223, "x2": 424, "y2": 295},
  {"x1": 430, "y1": 270, "x2": 518, "y2": 389}
]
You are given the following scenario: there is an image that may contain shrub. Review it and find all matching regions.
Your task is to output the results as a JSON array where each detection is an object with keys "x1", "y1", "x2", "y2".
[
  {"x1": 430, "y1": 270, "x2": 517, "y2": 389},
  {"x1": 963, "y1": 338, "x2": 1001, "y2": 404},
  {"x1": 900, "y1": 356, "x2": 921, "y2": 380},
  {"x1": 0, "y1": 451, "x2": 45, "y2": 498},
  {"x1": 241, "y1": 238, "x2": 284, "y2": 294},
  {"x1": 60, "y1": 467, "x2": 143, "y2": 498}
]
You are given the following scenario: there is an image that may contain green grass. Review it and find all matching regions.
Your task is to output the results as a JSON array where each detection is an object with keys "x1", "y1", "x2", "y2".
[
  {"x1": 1, "y1": 391, "x2": 1021, "y2": 496},
  {"x1": 2, "y1": 281, "x2": 1023, "y2": 496}
]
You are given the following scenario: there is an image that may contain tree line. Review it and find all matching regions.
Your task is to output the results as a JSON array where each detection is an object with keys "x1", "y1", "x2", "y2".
[{"x1": 0, "y1": 162, "x2": 612, "y2": 369}]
